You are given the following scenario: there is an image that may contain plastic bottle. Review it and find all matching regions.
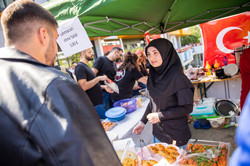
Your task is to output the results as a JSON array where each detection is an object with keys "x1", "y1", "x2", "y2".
[
  {"x1": 214, "y1": 59, "x2": 219, "y2": 69},
  {"x1": 223, "y1": 56, "x2": 228, "y2": 66},
  {"x1": 197, "y1": 97, "x2": 202, "y2": 106},
  {"x1": 205, "y1": 61, "x2": 211, "y2": 76}
]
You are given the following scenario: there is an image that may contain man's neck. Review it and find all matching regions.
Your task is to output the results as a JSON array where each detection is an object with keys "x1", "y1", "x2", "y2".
[
  {"x1": 80, "y1": 57, "x2": 88, "y2": 65},
  {"x1": 106, "y1": 54, "x2": 113, "y2": 62}
]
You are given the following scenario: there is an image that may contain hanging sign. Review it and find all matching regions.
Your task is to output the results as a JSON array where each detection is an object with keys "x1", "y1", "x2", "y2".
[{"x1": 57, "y1": 17, "x2": 92, "y2": 57}]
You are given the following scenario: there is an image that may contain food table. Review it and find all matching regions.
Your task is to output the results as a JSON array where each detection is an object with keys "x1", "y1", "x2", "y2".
[
  {"x1": 106, "y1": 97, "x2": 153, "y2": 147},
  {"x1": 191, "y1": 73, "x2": 241, "y2": 101}
]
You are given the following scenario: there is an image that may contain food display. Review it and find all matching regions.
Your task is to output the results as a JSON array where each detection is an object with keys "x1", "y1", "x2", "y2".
[
  {"x1": 135, "y1": 140, "x2": 230, "y2": 166},
  {"x1": 101, "y1": 121, "x2": 117, "y2": 131},
  {"x1": 137, "y1": 143, "x2": 184, "y2": 166},
  {"x1": 178, "y1": 139, "x2": 230, "y2": 166}
]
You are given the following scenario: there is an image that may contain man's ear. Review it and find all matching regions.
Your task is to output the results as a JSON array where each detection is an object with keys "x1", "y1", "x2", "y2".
[
  {"x1": 80, "y1": 52, "x2": 85, "y2": 57},
  {"x1": 37, "y1": 27, "x2": 48, "y2": 46}
]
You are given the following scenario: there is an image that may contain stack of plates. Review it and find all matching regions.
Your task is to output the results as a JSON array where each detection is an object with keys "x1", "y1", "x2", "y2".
[{"x1": 224, "y1": 64, "x2": 238, "y2": 76}]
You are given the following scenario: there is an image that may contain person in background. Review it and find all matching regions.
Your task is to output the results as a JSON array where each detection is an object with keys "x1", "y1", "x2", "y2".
[
  {"x1": 240, "y1": 47, "x2": 250, "y2": 110},
  {"x1": 135, "y1": 49, "x2": 148, "y2": 77},
  {"x1": 133, "y1": 38, "x2": 194, "y2": 148},
  {"x1": 54, "y1": 65, "x2": 74, "y2": 79},
  {"x1": 230, "y1": 92, "x2": 250, "y2": 166},
  {"x1": 69, "y1": 61, "x2": 77, "y2": 74},
  {"x1": 92, "y1": 46, "x2": 123, "y2": 109},
  {"x1": 133, "y1": 49, "x2": 148, "y2": 96},
  {"x1": 0, "y1": 1, "x2": 121, "y2": 166},
  {"x1": 75, "y1": 47, "x2": 113, "y2": 119},
  {"x1": 111, "y1": 51, "x2": 147, "y2": 102}
]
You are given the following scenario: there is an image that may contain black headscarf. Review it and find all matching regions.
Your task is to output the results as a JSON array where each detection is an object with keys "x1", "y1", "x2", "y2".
[{"x1": 145, "y1": 38, "x2": 193, "y2": 99}]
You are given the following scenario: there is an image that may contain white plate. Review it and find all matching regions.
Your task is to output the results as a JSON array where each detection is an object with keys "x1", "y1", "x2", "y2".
[{"x1": 224, "y1": 64, "x2": 238, "y2": 76}]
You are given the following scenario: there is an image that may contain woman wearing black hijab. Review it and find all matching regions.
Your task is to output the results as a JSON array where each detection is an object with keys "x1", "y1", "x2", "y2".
[{"x1": 133, "y1": 38, "x2": 194, "y2": 147}]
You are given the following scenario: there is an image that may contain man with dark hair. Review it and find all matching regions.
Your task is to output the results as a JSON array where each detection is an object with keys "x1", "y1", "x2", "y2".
[
  {"x1": 0, "y1": 1, "x2": 121, "y2": 166},
  {"x1": 92, "y1": 46, "x2": 123, "y2": 109},
  {"x1": 75, "y1": 47, "x2": 113, "y2": 119}
]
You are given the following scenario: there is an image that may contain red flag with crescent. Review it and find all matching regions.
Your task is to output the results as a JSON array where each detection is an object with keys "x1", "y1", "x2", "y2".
[
  {"x1": 200, "y1": 12, "x2": 250, "y2": 67},
  {"x1": 144, "y1": 31, "x2": 150, "y2": 45}
]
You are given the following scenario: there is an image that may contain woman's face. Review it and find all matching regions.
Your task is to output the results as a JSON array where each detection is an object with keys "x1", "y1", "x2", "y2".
[{"x1": 146, "y1": 46, "x2": 163, "y2": 67}]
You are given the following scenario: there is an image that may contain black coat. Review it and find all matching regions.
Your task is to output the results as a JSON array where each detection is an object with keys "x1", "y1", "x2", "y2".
[{"x1": 0, "y1": 48, "x2": 121, "y2": 166}]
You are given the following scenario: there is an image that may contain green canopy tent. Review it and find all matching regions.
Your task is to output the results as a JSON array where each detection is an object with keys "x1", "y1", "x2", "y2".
[{"x1": 43, "y1": 0, "x2": 250, "y2": 37}]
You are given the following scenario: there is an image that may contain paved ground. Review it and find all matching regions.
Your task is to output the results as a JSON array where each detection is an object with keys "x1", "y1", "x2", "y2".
[{"x1": 189, "y1": 123, "x2": 237, "y2": 157}]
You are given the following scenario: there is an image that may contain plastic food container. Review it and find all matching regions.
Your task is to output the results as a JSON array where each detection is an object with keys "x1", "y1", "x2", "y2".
[
  {"x1": 190, "y1": 104, "x2": 218, "y2": 119},
  {"x1": 105, "y1": 107, "x2": 126, "y2": 122},
  {"x1": 184, "y1": 139, "x2": 230, "y2": 166},
  {"x1": 113, "y1": 98, "x2": 137, "y2": 113}
]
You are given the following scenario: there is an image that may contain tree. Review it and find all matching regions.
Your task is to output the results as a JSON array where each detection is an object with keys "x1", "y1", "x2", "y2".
[{"x1": 181, "y1": 25, "x2": 201, "y2": 46}]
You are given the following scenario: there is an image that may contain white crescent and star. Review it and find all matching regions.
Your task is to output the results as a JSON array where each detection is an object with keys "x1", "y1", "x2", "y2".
[{"x1": 216, "y1": 27, "x2": 242, "y2": 53}]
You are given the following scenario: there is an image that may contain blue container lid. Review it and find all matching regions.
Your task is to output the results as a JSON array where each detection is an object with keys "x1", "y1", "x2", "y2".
[{"x1": 105, "y1": 107, "x2": 126, "y2": 118}]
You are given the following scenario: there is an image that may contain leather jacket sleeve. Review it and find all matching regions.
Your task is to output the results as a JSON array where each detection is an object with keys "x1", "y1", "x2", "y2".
[{"x1": 30, "y1": 78, "x2": 121, "y2": 166}]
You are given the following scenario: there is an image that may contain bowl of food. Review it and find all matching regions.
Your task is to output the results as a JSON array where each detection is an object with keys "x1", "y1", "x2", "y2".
[
  {"x1": 113, "y1": 98, "x2": 137, "y2": 113},
  {"x1": 116, "y1": 150, "x2": 138, "y2": 166}
]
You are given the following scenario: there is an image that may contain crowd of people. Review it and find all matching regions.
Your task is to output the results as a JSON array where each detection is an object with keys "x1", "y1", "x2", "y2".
[{"x1": 1, "y1": 0, "x2": 249, "y2": 166}]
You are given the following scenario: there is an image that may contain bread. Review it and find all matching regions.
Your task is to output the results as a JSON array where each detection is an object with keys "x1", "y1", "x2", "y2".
[
  {"x1": 122, "y1": 158, "x2": 136, "y2": 166},
  {"x1": 147, "y1": 160, "x2": 158, "y2": 165},
  {"x1": 155, "y1": 144, "x2": 165, "y2": 151},
  {"x1": 148, "y1": 146, "x2": 158, "y2": 154}
]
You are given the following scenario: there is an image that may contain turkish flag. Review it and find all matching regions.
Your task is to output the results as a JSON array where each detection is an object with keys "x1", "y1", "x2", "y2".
[{"x1": 200, "y1": 12, "x2": 250, "y2": 67}]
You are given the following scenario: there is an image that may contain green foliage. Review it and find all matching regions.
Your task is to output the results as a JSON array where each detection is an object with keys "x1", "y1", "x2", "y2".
[
  {"x1": 88, "y1": 61, "x2": 93, "y2": 68},
  {"x1": 56, "y1": 53, "x2": 80, "y2": 68},
  {"x1": 124, "y1": 46, "x2": 144, "y2": 53},
  {"x1": 181, "y1": 25, "x2": 201, "y2": 46}
]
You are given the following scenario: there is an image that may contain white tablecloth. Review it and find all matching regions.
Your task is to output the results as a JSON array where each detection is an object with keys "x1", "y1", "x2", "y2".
[{"x1": 106, "y1": 98, "x2": 153, "y2": 147}]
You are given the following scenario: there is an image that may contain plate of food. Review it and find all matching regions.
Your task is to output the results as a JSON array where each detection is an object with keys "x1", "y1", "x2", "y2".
[
  {"x1": 101, "y1": 120, "x2": 117, "y2": 131},
  {"x1": 104, "y1": 78, "x2": 119, "y2": 93},
  {"x1": 116, "y1": 150, "x2": 138, "y2": 166}
]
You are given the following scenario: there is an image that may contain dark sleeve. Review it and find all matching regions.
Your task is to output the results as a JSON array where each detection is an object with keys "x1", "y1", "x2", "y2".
[
  {"x1": 158, "y1": 88, "x2": 194, "y2": 120},
  {"x1": 32, "y1": 78, "x2": 121, "y2": 166},
  {"x1": 93, "y1": 57, "x2": 103, "y2": 71},
  {"x1": 133, "y1": 68, "x2": 144, "y2": 80},
  {"x1": 75, "y1": 65, "x2": 87, "y2": 81}
]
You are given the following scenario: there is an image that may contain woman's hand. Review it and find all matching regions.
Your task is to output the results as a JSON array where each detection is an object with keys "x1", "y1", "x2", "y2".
[
  {"x1": 147, "y1": 113, "x2": 160, "y2": 124},
  {"x1": 133, "y1": 121, "x2": 145, "y2": 135}
]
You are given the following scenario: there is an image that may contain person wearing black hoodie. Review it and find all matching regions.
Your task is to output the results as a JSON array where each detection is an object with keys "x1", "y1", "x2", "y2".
[{"x1": 133, "y1": 38, "x2": 194, "y2": 147}]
